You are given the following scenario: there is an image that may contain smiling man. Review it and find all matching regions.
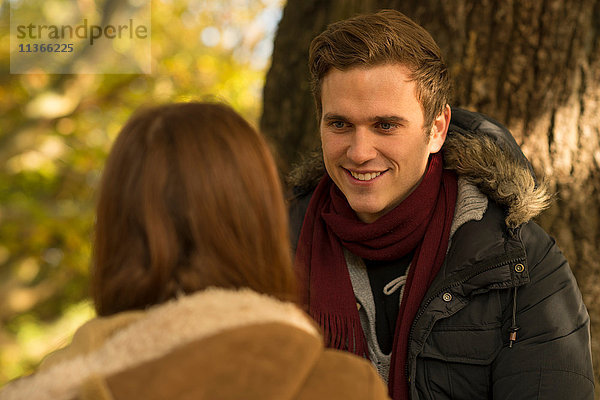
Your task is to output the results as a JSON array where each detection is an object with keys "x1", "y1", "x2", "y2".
[
  {"x1": 289, "y1": 9, "x2": 594, "y2": 400},
  {"x1": 320, "y1": 64, "x2": 448, "y2": 223}
]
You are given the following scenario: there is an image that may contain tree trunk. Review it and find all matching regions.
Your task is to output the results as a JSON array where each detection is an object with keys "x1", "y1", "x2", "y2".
[
  {"x1": 262, "y1": 0, "x2": 600, "y2": 393},
  {"x1": 261, "y1": 0, "x2": 379, "y2": 171}
]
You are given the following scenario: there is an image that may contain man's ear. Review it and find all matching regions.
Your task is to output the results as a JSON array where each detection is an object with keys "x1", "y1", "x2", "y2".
[{"x1": 428, "y1": 104, "x2": 451, "y2": 154}]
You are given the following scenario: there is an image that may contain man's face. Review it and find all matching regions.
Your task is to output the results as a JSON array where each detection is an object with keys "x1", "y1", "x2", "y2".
[{"x1": 320, "y1": 63, "x2": 449, "y2": 223}]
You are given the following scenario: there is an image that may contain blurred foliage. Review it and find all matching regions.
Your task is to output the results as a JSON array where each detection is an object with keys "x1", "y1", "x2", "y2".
[{"x1": 0, "y1": 0, "x2": 284, "y2": 386}]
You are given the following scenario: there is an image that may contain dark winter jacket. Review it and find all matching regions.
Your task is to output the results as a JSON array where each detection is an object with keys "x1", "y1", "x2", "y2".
[{"x1": 288, "y1": 108, "x2": 594, "y2": 399}]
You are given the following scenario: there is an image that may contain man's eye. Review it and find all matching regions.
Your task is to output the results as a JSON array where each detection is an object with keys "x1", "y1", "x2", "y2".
[
  {"x1": 379, "y1": 122, "x2": 394, "y2": 130},
  {"x1": 332, "y1": 121, "x2": 346, "y2": 129}
]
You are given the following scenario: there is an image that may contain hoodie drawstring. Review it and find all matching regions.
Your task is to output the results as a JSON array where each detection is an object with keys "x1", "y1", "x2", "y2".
[{"x1": 509, "y1": 286, "x2": 520, "y2": 348}]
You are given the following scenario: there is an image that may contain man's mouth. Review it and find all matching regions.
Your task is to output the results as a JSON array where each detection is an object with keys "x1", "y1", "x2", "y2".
[{"x1": 349, "y1": 170, "x2": 383, "y2": 181}]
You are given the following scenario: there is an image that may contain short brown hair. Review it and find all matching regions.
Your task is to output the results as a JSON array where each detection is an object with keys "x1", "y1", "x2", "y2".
[
  {"x1": 309, "y1": 9, "x2": 451, "y2": 131},
  {"x1": 93, "y1": 103, "x2": 296, "y2": 316}
]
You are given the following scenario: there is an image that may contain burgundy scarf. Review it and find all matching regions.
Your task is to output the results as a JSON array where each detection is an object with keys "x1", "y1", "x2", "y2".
[{"x1": 295, "y1": 152, "x2": 457, "y2": 400}]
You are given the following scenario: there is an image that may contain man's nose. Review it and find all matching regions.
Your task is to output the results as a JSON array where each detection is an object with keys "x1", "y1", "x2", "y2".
[{"x1": 346, "y1": 128, "x2": 377, "y2": 164}]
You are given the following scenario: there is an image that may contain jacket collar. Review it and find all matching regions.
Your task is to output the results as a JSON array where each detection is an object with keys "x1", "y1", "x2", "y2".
[
  {"x1": 0, "y1": 288, "x2": 318, "y2": 400},
  {"x1": 432, "y1": 177, "x2": 530, "y2": 297}
]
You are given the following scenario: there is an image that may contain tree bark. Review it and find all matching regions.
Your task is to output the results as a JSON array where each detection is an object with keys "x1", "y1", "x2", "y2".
[
  {"x1": 261, "y1": 0, "x2": 379, "y2": 171},
  {"x1": 262, "y1": 0, "x2": 600, "y2": 393}
]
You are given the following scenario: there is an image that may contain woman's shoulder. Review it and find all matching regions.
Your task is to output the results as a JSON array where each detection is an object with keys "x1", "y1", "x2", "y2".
[
  {"x1": 300, "y1": 348, "x2": 391, "y2": 400},
  {"x1": 40, "y1": 311, "x2": 144, "y2": 370}
]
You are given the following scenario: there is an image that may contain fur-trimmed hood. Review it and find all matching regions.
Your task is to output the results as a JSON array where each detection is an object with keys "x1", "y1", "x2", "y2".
[
  {"x1": 287, "y1": 108, "x2": 551, "y2": 228},
  {"x1": 0, "y1": 288, "x2": 319, "y2": 400}
]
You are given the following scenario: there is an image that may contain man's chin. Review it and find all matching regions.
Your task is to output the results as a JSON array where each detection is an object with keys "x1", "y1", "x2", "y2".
[{"x1": 349, "y1": 204, "x2": 384, "y2": 224}]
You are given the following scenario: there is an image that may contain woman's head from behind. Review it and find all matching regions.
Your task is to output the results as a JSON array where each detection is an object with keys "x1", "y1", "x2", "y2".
[{"x1": 93, "y1": 102, "x2": 295, "y2": 316}]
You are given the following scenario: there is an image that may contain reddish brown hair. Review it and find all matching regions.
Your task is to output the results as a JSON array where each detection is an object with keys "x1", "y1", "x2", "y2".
[
  {"x1": 309, "y1": 9, "x2": 451, "y2": 131},
  {"x1": 93, "y1": 102, "x2": 296, "y2": 316}
]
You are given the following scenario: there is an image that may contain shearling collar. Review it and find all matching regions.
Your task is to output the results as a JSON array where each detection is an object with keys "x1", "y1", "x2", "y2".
[
  {"x1": 0, "y1": 288, "x2": 318, "y2": 400},
  {"x1": 287, "y1": 111, "x2": 551, "y2": 229}
]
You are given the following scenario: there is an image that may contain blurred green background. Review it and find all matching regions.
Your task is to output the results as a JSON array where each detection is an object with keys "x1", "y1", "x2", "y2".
[{"x1": 0, "y1": 0, "x2": 284, "y2": 385}]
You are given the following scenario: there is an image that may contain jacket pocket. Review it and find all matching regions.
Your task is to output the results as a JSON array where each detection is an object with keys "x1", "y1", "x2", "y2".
[
  {"x1": 416, "y1": 326, "x2": 503, "y2": 399},
  {"x1": 421, "y1": 325, "x2": 502, "y2": 363}
]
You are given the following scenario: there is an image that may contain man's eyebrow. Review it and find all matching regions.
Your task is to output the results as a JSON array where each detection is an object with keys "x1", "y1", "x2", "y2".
[
  {"x1": 322, "y1": 113, "x2": 349, "y2": 121},
  {"x1": 373, "y1": 115, "x2": 409, "y2": 125}
]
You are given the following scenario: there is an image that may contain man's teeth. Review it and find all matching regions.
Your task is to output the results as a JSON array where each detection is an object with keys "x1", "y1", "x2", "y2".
[{"x1": 350, "y1": 171, "x2": 382, "y2": 181}]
